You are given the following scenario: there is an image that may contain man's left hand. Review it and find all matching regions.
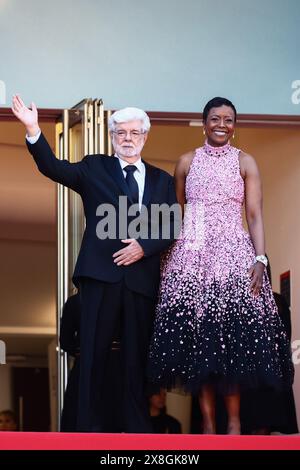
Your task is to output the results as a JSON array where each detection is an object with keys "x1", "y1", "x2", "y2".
[{"x1": 113, "y1": 239, "x2": 144, "y2": 266}]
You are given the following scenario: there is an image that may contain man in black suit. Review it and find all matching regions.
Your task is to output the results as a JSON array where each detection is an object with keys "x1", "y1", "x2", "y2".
[{"x1": 12, "y1": 95, "x2": 178, "y2": 433}]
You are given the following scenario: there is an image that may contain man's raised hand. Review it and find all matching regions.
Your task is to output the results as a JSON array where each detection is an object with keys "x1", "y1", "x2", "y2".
[{"x1": 12, "y1": 94, "x2": 40, "y2": 137}]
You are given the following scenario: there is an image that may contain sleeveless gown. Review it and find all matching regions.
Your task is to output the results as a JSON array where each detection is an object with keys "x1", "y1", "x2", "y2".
[{"x1": 147, "y1": 142, "x2": 294, "y2": 394}]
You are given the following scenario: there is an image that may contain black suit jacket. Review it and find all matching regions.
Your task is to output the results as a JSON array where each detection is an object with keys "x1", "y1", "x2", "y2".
[{"x1": 27, "y1": 133, "x2": 178, "y2": 298}]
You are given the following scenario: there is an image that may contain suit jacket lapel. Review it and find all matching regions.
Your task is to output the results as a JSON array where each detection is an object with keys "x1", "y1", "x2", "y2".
[
  {"x1": 102, "y1": 156, "x2": 134, "y2": 203},
  {"x1": 142, "y1": 161, "x2": 156, "y2": 207}
]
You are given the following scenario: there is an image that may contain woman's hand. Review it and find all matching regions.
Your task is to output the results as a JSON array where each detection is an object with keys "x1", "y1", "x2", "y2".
[
  {"x1": 12, "y1": 94, "x2": 40, "y2": 136},
  {"x1": 248, "y1": 262, "x2": 265, "y2": 296}
]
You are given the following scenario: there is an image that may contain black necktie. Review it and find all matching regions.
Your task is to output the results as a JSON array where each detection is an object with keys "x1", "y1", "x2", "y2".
[{"x1": 124, "y1": 165, "x2": 139, "y2": 205}]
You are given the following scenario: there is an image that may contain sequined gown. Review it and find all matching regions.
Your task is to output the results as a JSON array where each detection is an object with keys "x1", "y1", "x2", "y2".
[{"x1": 148, "y1": 142, "x2": 293, "y2": 393}]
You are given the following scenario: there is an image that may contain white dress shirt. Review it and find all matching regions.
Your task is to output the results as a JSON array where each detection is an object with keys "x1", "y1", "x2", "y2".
[
  {"x1": 26, "y1": 130, "x2": 41, "y2": 144},
  {"x1": 26, "y1": 132, "x2": 146, "y2": 208}
]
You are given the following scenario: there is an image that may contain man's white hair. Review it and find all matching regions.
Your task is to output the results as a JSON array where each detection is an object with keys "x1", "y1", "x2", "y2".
[{"x1": 108, "y1": 107, "x2": 151, "y2": 132}]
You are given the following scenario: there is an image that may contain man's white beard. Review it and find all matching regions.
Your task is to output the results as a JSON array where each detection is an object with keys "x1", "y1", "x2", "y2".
[{"x1": 114, "y1": 141, "x2": 144, "y2": 159}]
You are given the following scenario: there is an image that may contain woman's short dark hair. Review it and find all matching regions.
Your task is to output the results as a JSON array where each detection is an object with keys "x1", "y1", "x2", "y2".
[{"x1": 203, "y1": 97, "x2": 237, "y2": 123}]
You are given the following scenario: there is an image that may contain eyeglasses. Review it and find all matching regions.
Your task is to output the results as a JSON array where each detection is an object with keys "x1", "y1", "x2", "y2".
[{"x1": 112, "y1": 130, "x2": 146, "y2": 139}]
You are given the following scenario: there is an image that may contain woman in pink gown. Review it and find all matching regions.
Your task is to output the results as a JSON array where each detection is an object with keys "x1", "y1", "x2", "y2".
[{"x1": 147, "y1": 97, "x2": 293, "y2": 434}]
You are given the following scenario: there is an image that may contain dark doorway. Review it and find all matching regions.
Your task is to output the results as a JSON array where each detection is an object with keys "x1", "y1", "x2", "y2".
[{"x1": 12, "y1": 367, "x2": 50, "y2": 431}]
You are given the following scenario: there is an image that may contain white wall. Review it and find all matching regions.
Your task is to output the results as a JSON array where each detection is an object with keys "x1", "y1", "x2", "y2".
[{"x1": 0, "y1": 0, "x2": 299, "y2": 114}]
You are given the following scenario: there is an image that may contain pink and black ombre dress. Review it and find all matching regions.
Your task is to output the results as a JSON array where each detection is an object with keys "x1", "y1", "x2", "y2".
[{"x1": 148, "y1": 142, "x2": 293, "y2": 394}]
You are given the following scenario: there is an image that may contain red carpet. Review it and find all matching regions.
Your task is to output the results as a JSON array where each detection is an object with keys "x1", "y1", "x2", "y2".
[{"x1": 0, "y1": 433, "x2": 300, "y2": 450}]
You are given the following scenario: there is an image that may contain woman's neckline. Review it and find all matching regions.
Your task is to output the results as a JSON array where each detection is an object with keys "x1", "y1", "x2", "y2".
[{"x1": 203, "y1": 140, "x2": 232, "y2": 157}]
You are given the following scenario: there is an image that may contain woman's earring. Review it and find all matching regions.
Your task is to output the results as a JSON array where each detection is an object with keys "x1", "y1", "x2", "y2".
[
  {"x1": 233, "y1": 133, "x2": 235, "y2": 139},
  {"x1": 203, "y1": 129, "x2": 206, "y2": 135}
]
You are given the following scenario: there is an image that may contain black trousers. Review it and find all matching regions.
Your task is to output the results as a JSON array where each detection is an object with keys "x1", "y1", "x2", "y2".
[{"x1": 77, "y1": 278, "x2": 155, "y2": 433}]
